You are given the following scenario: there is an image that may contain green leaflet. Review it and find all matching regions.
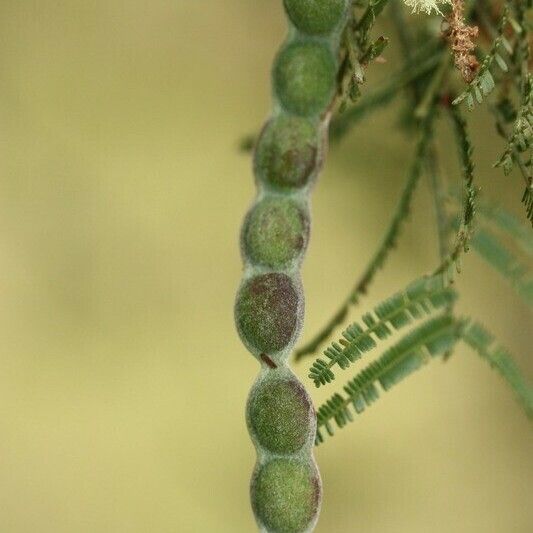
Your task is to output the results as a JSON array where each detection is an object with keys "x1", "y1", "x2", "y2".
[
  {"x1": 448, "y1": 195, "x2": 533, "y2": 307},
  {"x1": 474, "y1": 195, "x2": 533, "y2": 257},
  {"x1": 308, "y1": 276, "x2": 457, "y2": 387},
  {"x1": 434, "y1": 107, "x2": 476, "y2": 281},
  {"x1": 494, "y1": 73, "x2": 533, "y2": 226},
  {"x1": 470, "y1": 227, "x2": 533, "y2": 306},
  {"x1": 315, "y1": 317, "x2": 533, "y2": 444},
  {"x1": 315, "y1": 315, "x2": 461, "y2": 444},
  {"x1": 462, "y1": 320, "x2": 533, "y2": 418}
]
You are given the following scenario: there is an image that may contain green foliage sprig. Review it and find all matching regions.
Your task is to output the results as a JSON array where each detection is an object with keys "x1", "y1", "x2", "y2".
[
  {"x1": 316, "y1": 314, "x2": 463, "y2": 443},
  {"x1": 448, "y1": 192, "x2": 533, "y2": 305},
  {"x1": 475, "y1": 194, "x2": 533, "y2": 255},
  {"x1": 308, "y1": 276, "x2": 457, "y2": 386},
  {"x1": 315, "y1": 314, "x2": 532, "y2": 443},
  {"x1": 469, "y1": 226, "x2": 533, "y2": 305},
  {"x1": 495, "y1": 73, "x2": 533, "y2": 225},
  {"x1": 434, "y1": 106, "x2": 476, "y2": 281},
  {"x1": 495, "y1": 74, "x2": 533, "y2": 174},
  {"x1": 462, "y1": 320, "x2": 533, "y2": 417}
]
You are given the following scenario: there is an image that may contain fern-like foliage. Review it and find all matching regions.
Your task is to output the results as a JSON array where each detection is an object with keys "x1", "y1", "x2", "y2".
[
  {"x1": 494, "y1": 73, "x2": 533, "y2": 225},
  {"x1": 315, "y1": 314, "x2": 462, "y2": 444},
  {"x1": 490, "y1": 96, "x2": 533, "y2": 226},
  {"x1": 448, "y1": 194, "x2": 533, "y2": 306},
  {"x1": 453, "y1": 4, "x2": 512, "y2": 110},
  {"x1": 295, "y1": 109, "x2": 438, "y2": 360},
  {"x1": 469, "y1": 226, "x2": 533, "y2": 306},
  {"x1": 315, "y1": 316, "x2": 532, "y2": 444},
  {"x1": 494, "y1": 74, "x2": 533, "y2": 174},
  {"x1": 475, "y1": 195, "x2": 533, "y2": 256},
  {"x1": 462, "y1": 320, "x2": 533, "y2": 417},
  {"x1": 308, "y1": 276, "x2": 457, "y2": 387},
  {"x1": 434, "y1": 107, "x2": 476, "y2": 281}
]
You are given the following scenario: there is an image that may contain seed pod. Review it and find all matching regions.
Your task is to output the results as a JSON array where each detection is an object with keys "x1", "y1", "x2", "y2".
[
  {"x1": 235, "y1": 273, "x2": 303, "y2": 357},
  {"x1": 242, "y1": 196, "x2": 310, "y2": 269},
  {"x1": 284, "y1": 0, "x2": 347, "y2": 35},
  {"x1": 273, "y1": 41, "x2": 336, "y2": 116},
  {"x1": 251, "y1": 458, "x2": 321, "y2": 533},
  {"x1": 237, "y1": 2, "x2": 349, "y2": 530},
  {"x1": 248, "y1": 375, "x2": 315, "y2": 454},
  {"x1": 254, "y1": 115, "x2": 321, "y2": 191}
]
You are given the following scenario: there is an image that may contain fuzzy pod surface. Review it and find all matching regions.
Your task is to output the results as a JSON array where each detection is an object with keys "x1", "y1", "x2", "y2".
[
  {"x1": 254, "y1": 115, "x2": 320, "y2": 191},
  {"x1": 235, "y1": 1, "x2": 350, "y2": 531},
  {"x1": 242, "y1": 196, "x2": 310, "y2": 269}
]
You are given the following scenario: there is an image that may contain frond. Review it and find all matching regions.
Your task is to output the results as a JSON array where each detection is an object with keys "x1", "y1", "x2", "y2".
[
  {"x1": 494, "y1": 73, "x2": 533, "y2": 226},
  {"x1": 494, "y1": 75, "x2": 533, "y2": 175},
  {"x1": 447, "y1": 193, "x2": 533, "y2": 306},
  {"x1": 462, "y1": 320, "x2": 533, "y2": 417},
  {"x1": 308, "y1": 276, "x2": 457, "y2": 387},
  {"x1": 470, "y1": 226, "x2": 533, "y2": 306},
  {"x1": 315, "y1": 315, "x2": 462, "y2": 444},
  {"x1": 434, "y1": 107, "x2": 476, "y2": 281},
  {"x1": 295, "y1": 109, "x2": 438, "y2": 360},
  {"x1": 315, "y1": 318, "x2": 533, "y2": 444},
  {"x1": 474, "y1": 195, "x2": 533, "y2": 256}
]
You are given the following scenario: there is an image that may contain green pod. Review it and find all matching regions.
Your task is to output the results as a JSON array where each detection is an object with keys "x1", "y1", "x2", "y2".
[
  {"x1": 254, "y1": 115, "x2": 321, "y2": 191},
  {"x1": 283, "y1": 0, "x2": 347, "y2": 35},
  {"x1": 235, "y1": 273, "x2": 303, "y2": 357},
  {"x1": 242, "y1": 196, "x2": 310, "y2": 269},
  {"x1": 248, "y1": 375, "x2": 315, "y2": 454},
  {"x1": 251, "y1": 458, "x2": 321, "y2": 533},
  {"x1": 273, "y1": 41, "x2": 336, "y2": 116},
  {"x1": 238, "y1": 1, "x2": 352, "y2": 529}
]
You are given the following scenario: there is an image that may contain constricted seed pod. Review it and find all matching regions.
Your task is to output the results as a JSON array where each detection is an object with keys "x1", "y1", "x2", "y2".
[
  {"x1": 247, "y1": 375, "x2": 315, "y2": 454},
  {"x1": 238, "y1": 2, "x2": 350, "y2": 529},
  {"x1": 283, "y1": 0, "x2": 347, "y2": 35},
  {"x1": 251, "y1": 458, "x2": 321, "y2": 533},
  {"x1": 273, "y1": 41, "x2": 336, "y2": 116},
  {"x1": 235, "y1": 272, "x2": 303, "y2": 357},
  {"x1": 242, "y1": 196, "x2": 310, "y2": 269},
  {"x1": 254, "y1": 115, "x2": 321, "y2": 191}
]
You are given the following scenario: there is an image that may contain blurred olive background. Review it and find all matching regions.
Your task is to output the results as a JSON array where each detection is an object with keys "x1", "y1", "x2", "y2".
[{"x1": 0, "y1": 1, "x2": 531, "y2": 532}]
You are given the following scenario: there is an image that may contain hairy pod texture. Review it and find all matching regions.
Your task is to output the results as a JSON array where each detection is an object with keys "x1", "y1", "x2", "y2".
[{"x1": 235, "y1": 1, "x2": 350, "y2": 531}]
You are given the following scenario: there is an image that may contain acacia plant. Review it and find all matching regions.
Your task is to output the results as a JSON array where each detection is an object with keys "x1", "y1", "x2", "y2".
[{"x1": 235, "y1": 1, "x2": 532, "y2": 531}]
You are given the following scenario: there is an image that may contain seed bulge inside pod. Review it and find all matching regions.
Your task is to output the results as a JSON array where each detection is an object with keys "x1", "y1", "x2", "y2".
[
  {"x1": 254, "y1": 115, "x2": 319, "y2": 190},
  {"x1": 251, "y1": 458, "x2": 321, "y2": 533},
  {"x1": 243, "y1": 197, "x2": 309, "y2": 269},
  {"x1": 273, "y1": 41, "x2": 336, "y2": 117},
  {"x1": 284, "y1": 0, "x2": 347, "y2": 35},
  {"x1": 248, "y1": 376, "x2": 314, "y2": 454},
  {"x1": 235, "y1": 273, "x2": 301, "y2": 356}
]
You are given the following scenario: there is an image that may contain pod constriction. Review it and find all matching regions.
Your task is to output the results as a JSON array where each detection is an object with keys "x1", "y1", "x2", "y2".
[{"x1": 235, "y1": 2, "x2": 351, "y2": 531}]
